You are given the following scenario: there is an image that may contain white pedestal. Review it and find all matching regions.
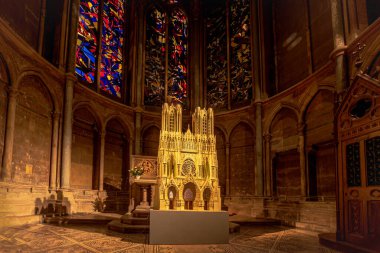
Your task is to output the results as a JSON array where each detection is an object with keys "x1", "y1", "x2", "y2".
[{"x1": 149, "y1": 210, "x2": 229, "y2": 244}]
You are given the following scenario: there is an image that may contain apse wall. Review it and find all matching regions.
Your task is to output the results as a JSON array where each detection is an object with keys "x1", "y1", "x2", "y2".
[{"x1": 0, "y1": 0, "x2": 379, "y2": 233}]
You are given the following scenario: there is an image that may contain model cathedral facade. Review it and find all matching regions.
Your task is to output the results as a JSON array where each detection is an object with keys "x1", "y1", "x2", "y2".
[{"x1": 156, "y1": 103, "x2": 221, "y2": 211}]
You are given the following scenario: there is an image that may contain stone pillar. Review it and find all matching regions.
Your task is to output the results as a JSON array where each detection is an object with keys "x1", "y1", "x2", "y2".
[
  {"x1": 58, "y1": 0, "x2": 69, "y2": 70},
  {"x1": 225, "y1": 143, "x2": 230, "y2": 195},
  {"x1": 330, "y1": 0, "x2": 346, "y2": 93},
  {"x1": 98, "y1": 131, "x2": 106, "y2": 191},
  {"x1": 38, "y1": 0, "x2": 47, "y2": 55},
  {"x1": 1, "y1": 87, "x2": 18, "y2": 181},
  {"x1": 330, "y1": 1, "x2": 345, "y2": 240},
  {"x1": 135, "y1": 111, "x2": 142, "y2": 155},
  {"x1": 264, "y1": 133, "x2": 272, "y2": 196},
  {"x1": 150, "y1": 185, "x2": 155, "y2": 208},
  {"x1": 255, "y1": 102, "x2": 263, "y2": 196},
  {"x1": 50, "y1": 112, "x2": 61, "y2": 189},
  {"x1": 134, "y1": 1, "x2": 145, "y2": 107},
  {"x1": 61, "y1": 74, "x2": 75, "y2": 189},
  {"x1": 190, "y1": 0, "x2": 201, "y2": 109},
  {"x1": 298, "y1": 123, "x2": 307, "y2": 197},
  {"x1": 61, "y1": 0, "x2": 79, "y2": 189}
]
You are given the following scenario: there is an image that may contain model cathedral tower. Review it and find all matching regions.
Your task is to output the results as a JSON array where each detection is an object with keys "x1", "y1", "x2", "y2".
[{"x1": 156, "y1": 103, "x2": 221, "y2": 211}]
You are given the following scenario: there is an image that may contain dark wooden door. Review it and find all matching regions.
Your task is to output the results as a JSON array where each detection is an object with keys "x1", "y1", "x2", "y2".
[{"x1": 343, "y1": 135, "x2": 380, "y2": 250}]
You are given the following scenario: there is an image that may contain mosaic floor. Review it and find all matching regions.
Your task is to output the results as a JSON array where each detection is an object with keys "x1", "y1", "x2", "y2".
[{"x1": 0, "y1": 224, "x2": 343, "y2": 253}]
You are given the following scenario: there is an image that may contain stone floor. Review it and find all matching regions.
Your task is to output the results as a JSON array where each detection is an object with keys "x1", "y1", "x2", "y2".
[{"x1": 0, "y1": 223, "x2": 343, "y2": 253}]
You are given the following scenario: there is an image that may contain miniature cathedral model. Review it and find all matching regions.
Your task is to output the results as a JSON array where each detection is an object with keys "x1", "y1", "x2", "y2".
[{"x1": 156, "y1": 103, "x2": 221, "y2": 211}]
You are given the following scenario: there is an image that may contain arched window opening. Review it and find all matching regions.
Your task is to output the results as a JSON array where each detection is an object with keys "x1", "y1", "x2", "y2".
[
  {"x1": 144, "y1": 5, "x2": 188, "y2": 108},
  {"x1": 75, "y1": 0, "x2": 126, "y2": 99},
  {"x1": 205, "y1": 0, "x2": 253, "y2": 110}
]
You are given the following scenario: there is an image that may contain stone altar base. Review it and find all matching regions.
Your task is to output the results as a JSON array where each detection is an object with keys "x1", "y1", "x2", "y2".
[{"x1": 149, "y1": 210, "x2": 229, "y2": 245}]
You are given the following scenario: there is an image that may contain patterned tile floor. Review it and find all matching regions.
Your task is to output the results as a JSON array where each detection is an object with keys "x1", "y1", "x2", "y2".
[{"x1": 0, "y1": 224, "x2": 343, "y2": 253}]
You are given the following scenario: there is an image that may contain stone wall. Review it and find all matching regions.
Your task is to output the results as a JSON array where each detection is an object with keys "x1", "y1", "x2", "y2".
[
  {"x1": 12, "y1": 76, "x2": 53, "y2": 186},
  {"x1": 0, "y1": 0, "x2": 42, "y2": 50},
  {"x1": 230, "y1": 122, "x2": 255, "y2": 196}
]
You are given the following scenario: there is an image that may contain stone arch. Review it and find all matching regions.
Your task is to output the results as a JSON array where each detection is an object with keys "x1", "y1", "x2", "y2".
[
  {"x1": 214, "y1": 126, "x2": 227, "y2": 196},
  {"x1": 167, "y1": 184, "x2": 179, "y2": 210},
  {"x1": 71, "y1": 105, "x2": 101, "y2": 190},
  {"x1": 0, "y1": 53, "x2": 17, "y2": 86},
  {"x1": 265, "y1": 103, "x2": 300, "y2": 135},
  {"x1": 73, "y1": 102, "x2": 103, "y2": 131},
  {"x1": 299, "y1": 86, "x2": 336, "y2": 120},
  {"x1": 0, "y1": 54, "x2": 10, "y2": 170},
  {"x1": 229, "y1": 121, "x2": 255, "y2": 196},
  {"x1": 105, "y1": 115, "x2": 132, "y2": 139},
  {"x1": 182, "y1": 181, "x2": 201, "y2": 210},
  {"x1": 16, "y1": 70, "x2": 58, "y2": 111},
  {"x1": 202, "y1": 187, "x2": 212, "y2": 210},
  {"x1": 270, "y1": 107, "x2": 300, "y2": 197},
  {"x1": 303, "y1": 89, "x2": 336, "y2": 198},
  {"x1": 12, "y1": 75, "x2": 54, "y2": 185},
  {"x1": 141, "y1": 124, "x2": 160, "y2": 156},
  {"x1": 103, "y1": 118, "x2": 130, "y2": 195}
]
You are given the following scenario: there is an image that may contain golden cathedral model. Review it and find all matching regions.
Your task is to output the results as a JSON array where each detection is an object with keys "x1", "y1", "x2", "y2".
[{"x1": 156, "y1": 103, "x2": 221, "y2": 211}]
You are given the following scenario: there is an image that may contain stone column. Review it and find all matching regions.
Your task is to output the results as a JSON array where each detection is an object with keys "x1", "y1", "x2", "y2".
[
  {"x1": 50, "y1": 112, "x2": 61, "y2": 189},
  {"x1": 38, "y1": 0, "x2": 47, "y2": 54},
  {"x1": 190, "y1": 0, "x2": 201, "y2": 109},
  {"x1": 135, "y1": 110, "x2": 142, "y2": 155},
  {"x1": 61, "y1": 0, "x2": 79, "y2": 189},
  {"x1": 61, "y1": 74, "x2": 75, "y2": 189},
  {"x1": 150, "y1": 185, "x2": 155, "y2": 208},
  {"x1": 330, "y1": 0, "x2": 346, "y2": 93},
  {"x1": 1, "y1": 87, "x2": 18, "y2": 181},
  {"x1": 298, "y1": 123, "x2": 307, "y2": 197},
  {"x1": 255, "y1": 102, "x2": 263, "y2": 196},
  {"x1": 58, "y1": 0, "x2": 69, "y2": 70},
  {"x1": 225, "y1": 143, "x2": 230, "y2": 195},
  {"x1": 98, "y1": 131, "x2": 106, "y2": 191},
  {"x1": 330, "y1": 1, "x2": 345, "y2": 240},
  {"x1": 263, "y1": 133, "x2": 272, "y2": 196}
]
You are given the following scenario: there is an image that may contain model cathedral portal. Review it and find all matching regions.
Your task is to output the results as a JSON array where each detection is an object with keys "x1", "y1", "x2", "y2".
[{"x1": 156, "y1": 103, "x2": 221, "y2": 211}]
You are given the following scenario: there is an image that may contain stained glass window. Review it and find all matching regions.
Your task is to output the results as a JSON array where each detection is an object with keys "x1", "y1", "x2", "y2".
[
  {"x1": 168, "y1": 9, "x2": 188, "y2": 106},
  {"x1": 205, "y1": 0, "x2": 253, "y2": 110},
  {"x1": 76, "y1": 0, "x2": 99, "y2": 84},
  {"x1": 230, "y1": 0, "x2": 252, "y2": 105},
  {"x1": 76, "y1": 0, "x2": 126, "y2": 99},
  {"x1": 206, "y1": 3, "x2": 227, "y2": 109},
  {"x1": 144, "y1": 6, "x2": 188, "y2": 107},
  {"x1": 144, "y1": 8, "x2": 166, "y2": 106},
  {"x1": 100, "y1": 0, "x2": 125, "y2": 98}
]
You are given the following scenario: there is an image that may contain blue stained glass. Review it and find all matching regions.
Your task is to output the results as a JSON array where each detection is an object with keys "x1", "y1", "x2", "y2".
[
  {"x1": 76, "y1": 0, "x2": 99, "y2": 84},
  {"x1": 100, "y1": 0, "x2": 125, "y2": 98},
  {"x1": 168, "y1": 9, "x2": 188, "y2": 106}
]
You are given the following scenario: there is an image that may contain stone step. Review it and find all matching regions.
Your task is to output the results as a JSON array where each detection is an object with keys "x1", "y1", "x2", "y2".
[
  {"x1": 108, "y1": 220, "x2": 149, "y2": 233},
  {"x1": 228, "y1": 215, "x2": 281, "y2": 226},
  {"x1": 132, "y1": 208, "x2": 150, "y2": 218},
  {"x1": 121, "y1": 215, "x2": 149, "y2": 225},
  {"x1": 44, "y1": 214, "x2": 114, "y2": 225}
]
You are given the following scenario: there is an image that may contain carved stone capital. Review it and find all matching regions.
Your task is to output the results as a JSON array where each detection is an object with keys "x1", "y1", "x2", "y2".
[
  {"x1": 297, "y1": 123, "x2": 306, "y2": 135},
  {"x1": 263, "y1": 133, "x2": 271, "y2": 142},
  {"x1": 7, "y1": 86, "x2": 19, "y2": 98}
]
